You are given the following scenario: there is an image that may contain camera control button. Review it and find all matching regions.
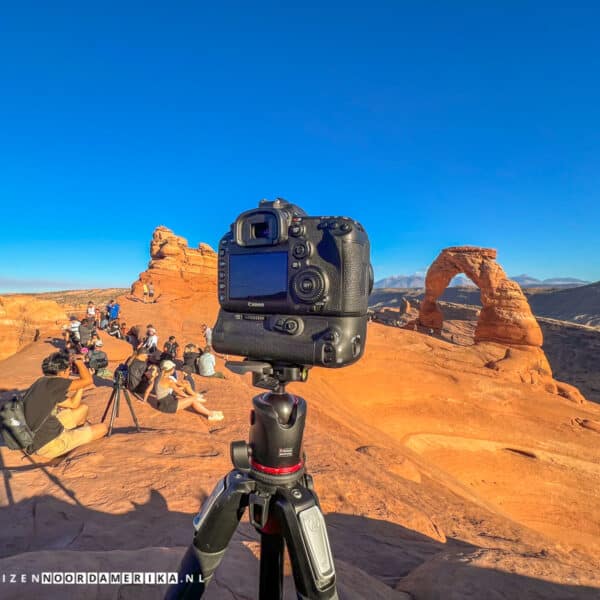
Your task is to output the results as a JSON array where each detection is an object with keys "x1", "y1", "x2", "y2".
[
  {"x1": 291, "y1": 261, "x2": 301, "y2": 269},
  {"x1": 300, "y1": 278, "x2": 314, "y2": 292},
  {"x1": 284, "y1": 319, "x2": 299, "y2": 334},
  {"x1": 323, "y1": 330, "x2": 339, "y2": 343},
  {"x1": 340, "y1": 222, "x2": 353, "y2": 233},
  {"x1": 289, "y1": 224, "x2": 304, "y2": 237},
  {"x1": 219, "y1": 283, "x2": 226, "y2": 289},
  {"x1": 292, "y1": 243, "x2": 309, "y2": 259},
  {"x1": 219, "y1": 249, "x2": 226, "y2": 256}
]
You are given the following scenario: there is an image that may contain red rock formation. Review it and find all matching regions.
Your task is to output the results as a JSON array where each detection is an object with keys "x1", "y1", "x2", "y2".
[
  {"x1": 0, "y1": 296, "x2": 67, "y2": 361},
  {"x1": 418, "y1": 246, "x2": 543, "y2": 346},
  {"x1": 131, "y1": 226, "x2": 217, "y2": 299},
  {"x1": 414, "y1": 246, "x2": 586, "y2": 403}
]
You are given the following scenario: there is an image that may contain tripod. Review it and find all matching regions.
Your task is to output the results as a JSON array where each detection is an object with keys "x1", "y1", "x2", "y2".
[
  {"x1": 101, "y1": 370, "x2": 141, "y2": 436},
  {"x1": 166, "y1": 361, "x2": 338, "y2": 600}
]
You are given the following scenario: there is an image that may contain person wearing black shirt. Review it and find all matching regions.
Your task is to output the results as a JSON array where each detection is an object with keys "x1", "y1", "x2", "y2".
[
  {"x1": 78, "y1": 318, "x2": 96, "y2": 347},
  {"x1": 182, "y1": 343, "x2": 203, "y2": 375},
  {"x1": 127, "y1": 348, "x2": 153, "y2": 395},
  {"x1": 162, "y1": 336, "x2": 180, "y2": 362},
  {"x1": 23, "y1": 352, "x2": 108, "y2": 458}
]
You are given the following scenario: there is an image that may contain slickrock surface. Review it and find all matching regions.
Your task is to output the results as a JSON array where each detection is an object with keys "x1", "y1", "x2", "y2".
[
  {"x1": 1, "y1": 296, "x2": 600, "y2": 598},
  {"x1": 0, "y1": 296, "x2": 67, "y2": 361}
]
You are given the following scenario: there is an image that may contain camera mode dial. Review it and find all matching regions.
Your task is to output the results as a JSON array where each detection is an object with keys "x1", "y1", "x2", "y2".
[{"x1": 292, "y1": 268, "x2": 327, "y2": 304}]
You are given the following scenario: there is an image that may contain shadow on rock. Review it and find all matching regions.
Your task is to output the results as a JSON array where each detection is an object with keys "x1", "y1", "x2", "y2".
[{"x1": 0, "y1": 488, "x2": 598, "y2": 599}]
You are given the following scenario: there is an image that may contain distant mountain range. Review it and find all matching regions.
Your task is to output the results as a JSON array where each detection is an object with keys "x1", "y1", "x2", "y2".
[{"x1": 374, "y1": 273, "x2": 590, "y2": 289}]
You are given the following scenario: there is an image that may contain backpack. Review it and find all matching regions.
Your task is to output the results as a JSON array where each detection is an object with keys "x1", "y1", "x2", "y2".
[
  {"x1": 0, "y1": 395, "x2": 38, "y2": 452},
  {"x1": 89, "y1": 350, "x2": 109, "y2": 370}
]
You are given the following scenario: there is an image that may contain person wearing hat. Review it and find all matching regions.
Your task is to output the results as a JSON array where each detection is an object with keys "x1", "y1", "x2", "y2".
[{"x1": 154, "y1": 360, "x2": 224, "y2": 422}]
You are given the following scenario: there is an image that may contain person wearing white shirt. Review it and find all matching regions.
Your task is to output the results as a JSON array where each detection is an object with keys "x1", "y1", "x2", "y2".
[{"x1": 198, "y1": 347, "x2": 225, "y2": 378}]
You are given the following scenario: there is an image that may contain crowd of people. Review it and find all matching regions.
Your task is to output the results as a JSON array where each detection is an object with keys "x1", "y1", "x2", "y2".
[{"x1": 1, "y1": 295, "x2": 226, "y2": 459}]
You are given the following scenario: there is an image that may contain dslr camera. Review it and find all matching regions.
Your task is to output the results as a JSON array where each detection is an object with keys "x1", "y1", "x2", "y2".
[{"x1": 213, "y1": 199, "x2": 373, "y2": 367}]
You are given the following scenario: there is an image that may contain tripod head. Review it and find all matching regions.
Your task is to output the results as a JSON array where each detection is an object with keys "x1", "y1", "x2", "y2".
[{"x1": 226, "y1": 360, "x2": 310, "y2": 394}]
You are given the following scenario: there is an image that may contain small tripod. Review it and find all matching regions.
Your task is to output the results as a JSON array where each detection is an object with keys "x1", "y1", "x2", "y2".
[
  {"x1": 166, "y1": 361, "x2": 338, "y2": 600},
  {"x1": 101, "y1": 369, "x2": 141, "y2": 437}
]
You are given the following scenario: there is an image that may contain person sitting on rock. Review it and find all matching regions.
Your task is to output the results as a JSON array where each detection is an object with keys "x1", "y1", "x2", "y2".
[
  {"x1": 126, "y1": 348, "x2": 157, "y2": 402},
  {"x1": 162, "y1": 336, "x2": 179, "y2": 362},
  {"x1": 68, "y1": 316, "x2": 81, "y2": 342},
  {"x1": 78, "y1": 318, "x2": 96, "y2": 347},
  {"x1": 140, "y1": 327, "x2": 159, "y2": 353},
  {"x1": 22, "y1": 352, "x2": 108, "y2": 458},
  {"x1": 107, "y1": 320, "x2": 122, "y2": 339},
  {"x1": 125, "y1": 324, "x2": 141, "y2": 348},
  {"x1": 182, "y1": 343, "x2": 202, "y2": 375},
  {"x1": 198, "y1": 346, "x2": 225, "y2": 379},
  {"x1": 87, "y1": 339, "x2": 110, "y2": 377},
  {"x1": 154, "y1": 360, "x2": 223, "y2": 421}
]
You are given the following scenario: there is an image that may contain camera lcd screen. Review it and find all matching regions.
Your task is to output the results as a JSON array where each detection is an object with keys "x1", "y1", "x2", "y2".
[{"x1": 229, "y1": 252, "x2": 288, "y2": 301}]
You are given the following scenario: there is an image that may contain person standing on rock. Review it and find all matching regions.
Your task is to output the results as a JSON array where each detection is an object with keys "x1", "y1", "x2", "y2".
[
  {"x1": 86, "y1": 301, "x2": 98, "y2": 327},
  {"x1": 108, "y1": 299, "x2": 120, "y2": 323},
  {"x1": 201, "y1": 323, "x2": 212, "y2": 348},
  {"x1": 142, "y1": 282, "x2": 149, "y2": 303},
  {"x1": 22, "y1": 352, "x2": 108, "y2": 458},
  {"x1": 148, "y1": 282, "x2": 155, "y2": 303}
]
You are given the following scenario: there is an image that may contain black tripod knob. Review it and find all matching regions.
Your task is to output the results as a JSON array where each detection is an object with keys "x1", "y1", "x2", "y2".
[{"x1": 230, "y1": 440, "x2": 251, "y2": 472}]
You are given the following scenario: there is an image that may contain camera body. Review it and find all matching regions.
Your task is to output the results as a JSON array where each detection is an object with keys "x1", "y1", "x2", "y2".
[{"x1": 213, "y1": 199, "x2": 373, "y2": 367}]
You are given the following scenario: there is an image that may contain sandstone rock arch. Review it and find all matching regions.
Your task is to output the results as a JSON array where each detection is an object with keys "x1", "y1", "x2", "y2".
[{"x1": 418, "y1": 246, "x2": 543, "y2": 347}]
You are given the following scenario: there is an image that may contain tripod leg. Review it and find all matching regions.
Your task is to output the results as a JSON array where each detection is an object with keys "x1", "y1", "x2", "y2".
[
  {"x1": 107, "y1": 387, "x2": 120, "y2": 437},
  {"x1": 122, "y1": 389, "x2": 141, "y2": 432},
  {"x1": 260, "y1": 533, "x2": 284, "y2": 600},
  {"x1": 272, "y1": 487, "x2": 338, "y2": 600},
  {"x1": 165, "y1": 469, "x2": 256, "y2": 600},
  {"x1": 102, "y1": 389, "x2": 116, "y2": 422}
]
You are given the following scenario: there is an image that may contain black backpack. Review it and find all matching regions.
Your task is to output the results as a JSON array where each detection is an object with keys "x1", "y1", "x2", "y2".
[
  {"x1": 0, "y1": 395, "x2": 37, "y2": 452},
  {"x1": 89, "y1": 350, "x2": 109, "y2": 370}
]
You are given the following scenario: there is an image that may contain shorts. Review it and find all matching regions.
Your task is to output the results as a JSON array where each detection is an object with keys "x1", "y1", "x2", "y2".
[
  {"x1": 35, "y1": 406, "x2": 94, "y2": 459},
  {"x1": 157, "y1": 394, "x2": 178, "y2": 414}
]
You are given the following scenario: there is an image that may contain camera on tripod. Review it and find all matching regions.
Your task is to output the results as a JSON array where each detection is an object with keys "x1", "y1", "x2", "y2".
[
  {"x1": 213, "y1": 198, "x2": 373, "y2": 367},
  {"x1": 168, "y1": 199, "x2": 373, "y2": 600}
]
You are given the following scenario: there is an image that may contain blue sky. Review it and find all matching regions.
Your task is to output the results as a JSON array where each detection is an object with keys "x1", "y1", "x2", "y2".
[{"x1": 1, "y1": 1, "x2": 599, "y2": 292}]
